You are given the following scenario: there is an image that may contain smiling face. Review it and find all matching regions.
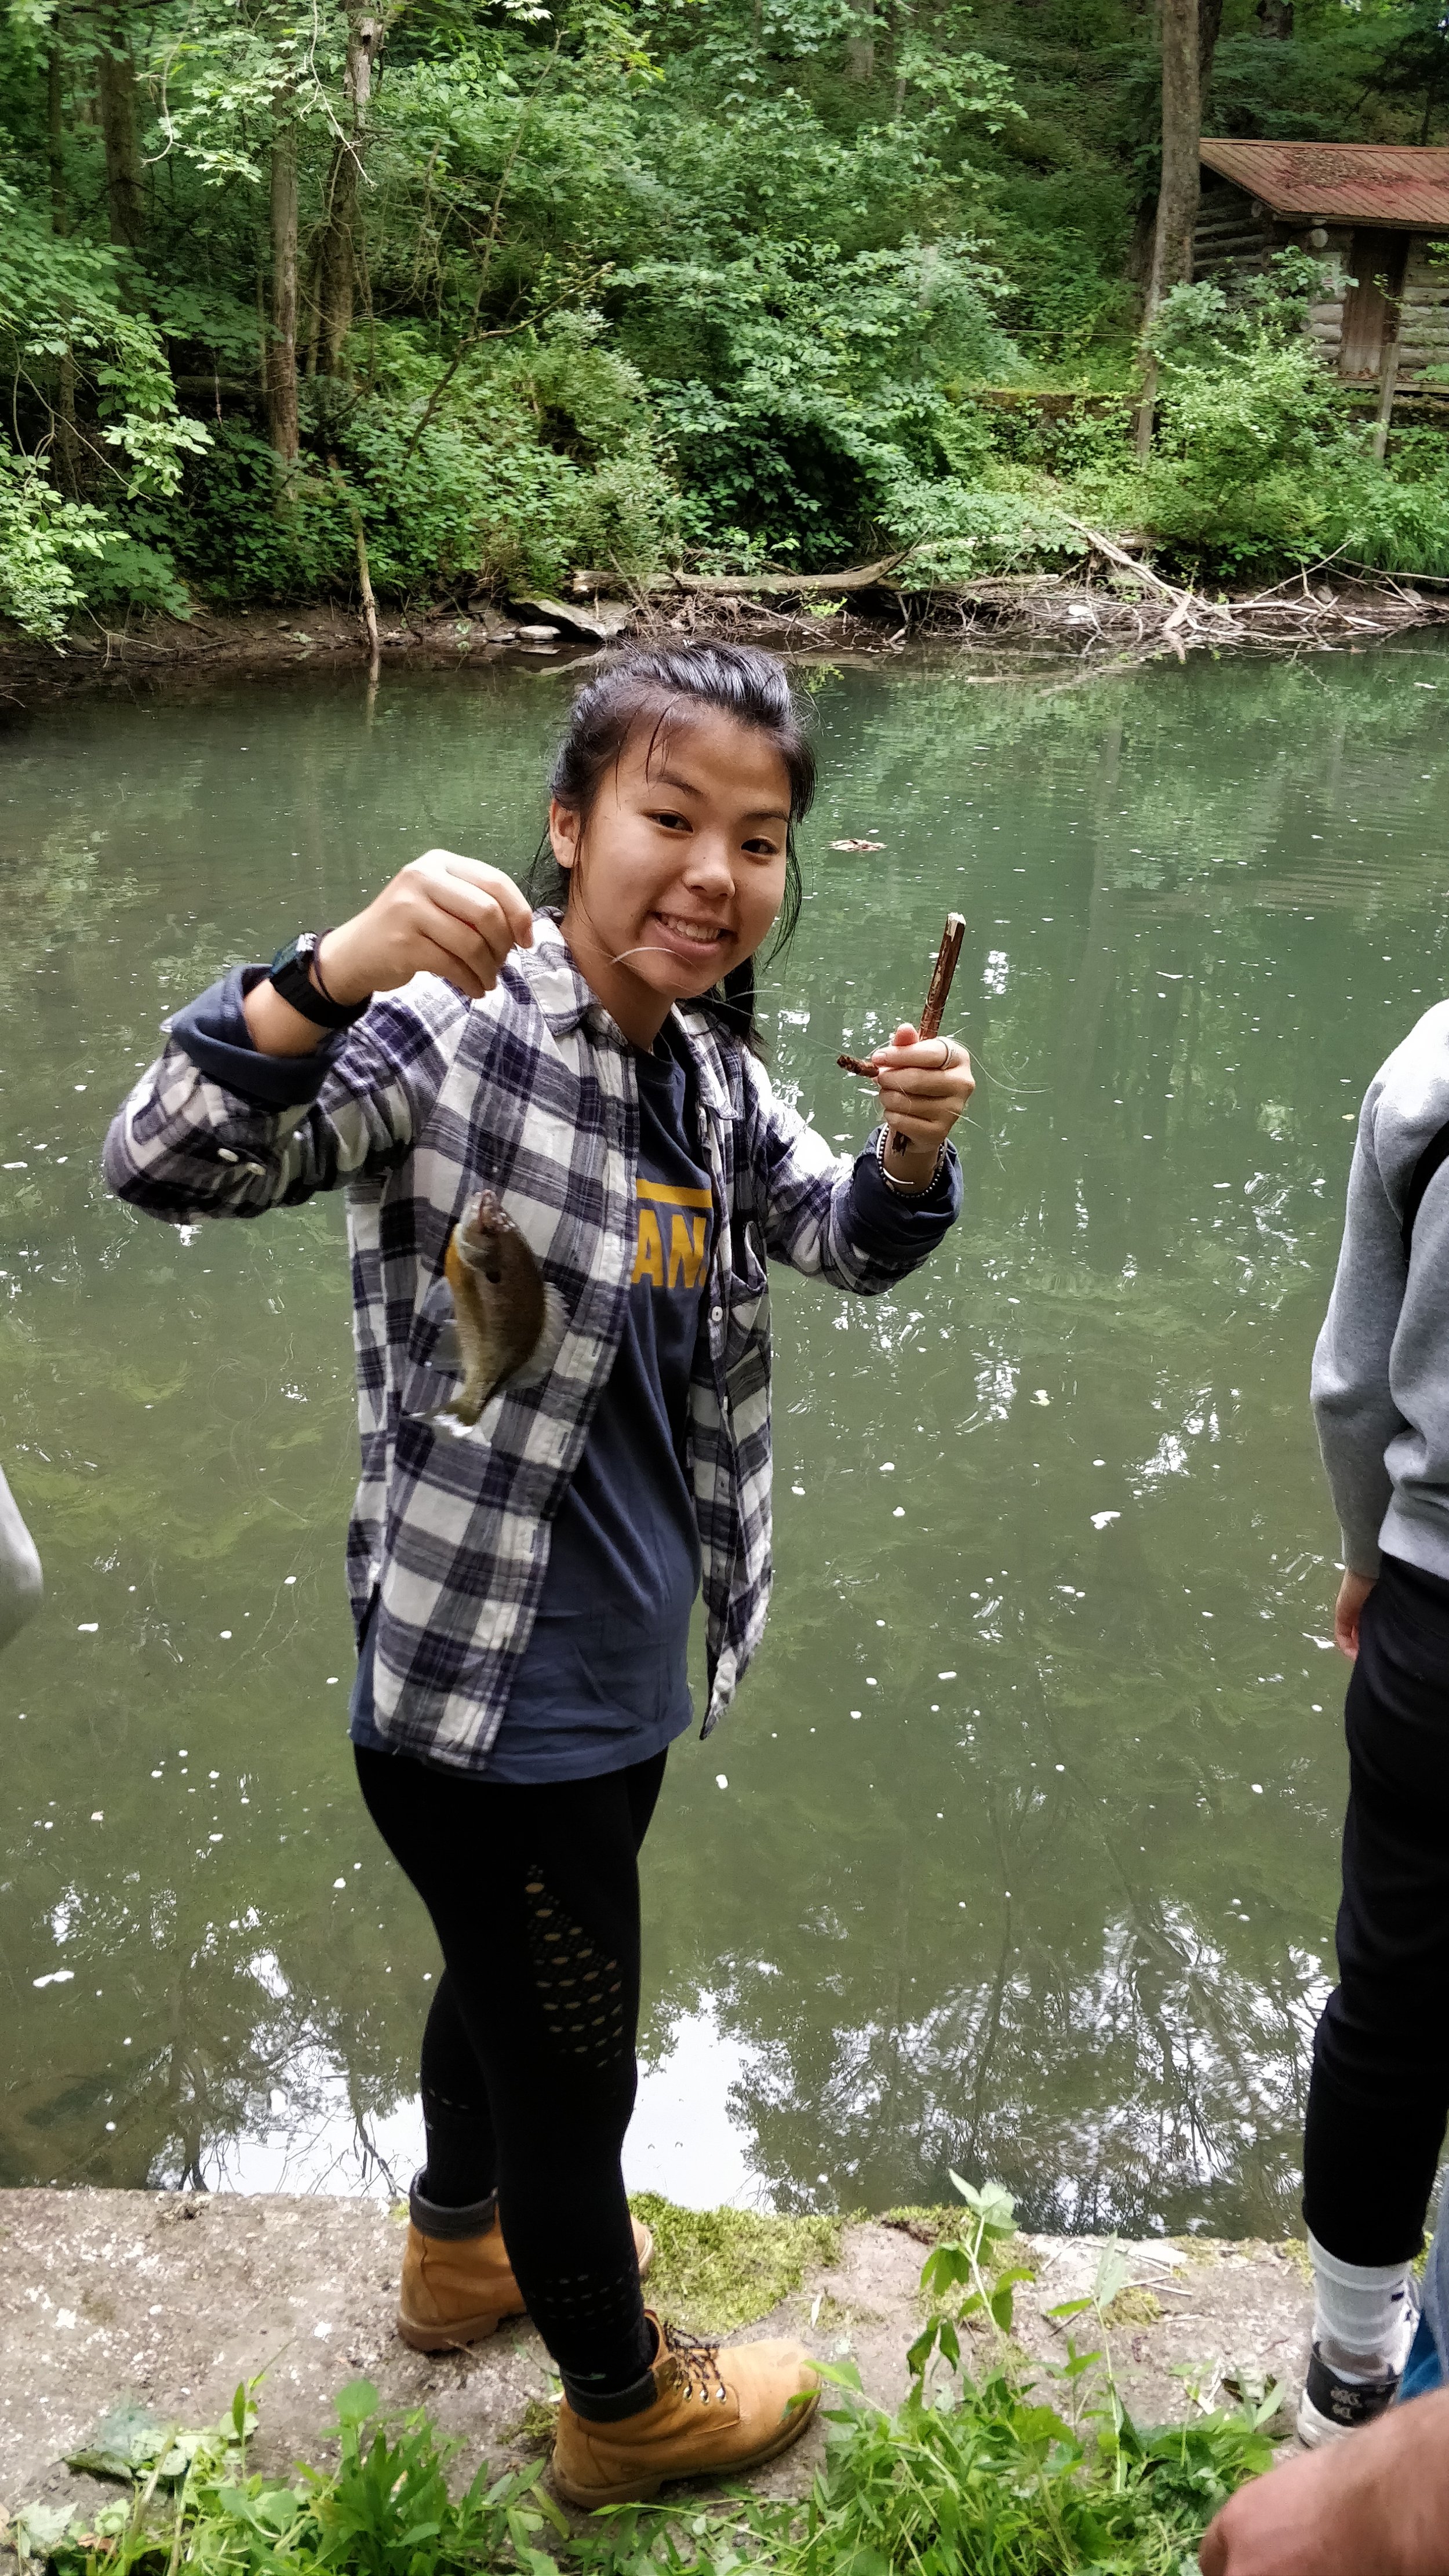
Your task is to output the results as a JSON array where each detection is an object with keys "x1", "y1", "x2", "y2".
[{"x1": 549, "y1": 706, "x2": 792, "y2": 1049}]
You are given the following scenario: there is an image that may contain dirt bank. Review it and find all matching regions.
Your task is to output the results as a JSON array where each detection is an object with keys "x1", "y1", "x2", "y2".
[
  {"x1": 0, "y1": 2189, "x2": 1313, "y2": 2525},
  {"x1": 2, "y1": 565, "x2": 1447, "y2": 715}
]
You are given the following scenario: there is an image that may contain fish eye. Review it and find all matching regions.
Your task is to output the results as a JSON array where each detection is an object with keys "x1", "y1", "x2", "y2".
[{"x1": 483, "y1": 1261, "x2": 503, "y2": 1284}]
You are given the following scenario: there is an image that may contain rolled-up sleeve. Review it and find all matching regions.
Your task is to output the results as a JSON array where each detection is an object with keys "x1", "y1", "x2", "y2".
[
  {"x1": 101, "y1": 966, "x2": 468, "y2": 1224},
  {"x1": 748, "y1": 1057, "x2": 960, "y2": 1291}
]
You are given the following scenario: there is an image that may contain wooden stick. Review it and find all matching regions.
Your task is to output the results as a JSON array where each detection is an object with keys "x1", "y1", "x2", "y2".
[
  {"x1": 916, "y1": 912, "x2": 967, "y2": 1043},
  {"x1": 838, "y1": 912, "x2": 966, "y2": 1154}
]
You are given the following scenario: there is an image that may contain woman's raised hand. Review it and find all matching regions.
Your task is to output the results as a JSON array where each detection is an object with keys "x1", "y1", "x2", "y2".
[
  {"x1": 319, "y1": 851, "x2": 536, "y2": 1005},
  {"x1": 868, "y1": 1024, "x2": 974, "y2": 1156}
]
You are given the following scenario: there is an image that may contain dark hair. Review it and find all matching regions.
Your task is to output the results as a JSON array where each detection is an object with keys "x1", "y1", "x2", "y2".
[{"x1": 524, "y1": 642, "x2": 816, "y2": 1046}]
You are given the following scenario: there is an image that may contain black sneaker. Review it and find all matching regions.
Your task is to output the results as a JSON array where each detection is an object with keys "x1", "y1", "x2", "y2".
[{"x1": 1296, "y1": 2340, "x2": 1405, "y2": 2448}]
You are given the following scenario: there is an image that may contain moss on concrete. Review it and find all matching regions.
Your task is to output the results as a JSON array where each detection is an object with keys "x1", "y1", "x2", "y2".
[
  {"x1": 629, "y1": 2195, "x2": 841, "y2": 2334},
  {"x1": 878, "y1": 2206, "x2": 963, "y2": 2245},
  {"x1": 1102, "y1": 2285, "x2": 1163, "y2": 2328}
]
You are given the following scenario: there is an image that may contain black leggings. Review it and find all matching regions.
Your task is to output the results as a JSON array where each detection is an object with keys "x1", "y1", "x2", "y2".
[
  {"x1": 356, "y1": 1744, "x2": 665, "y2": 2399},
  {"x1": 1304, "y1": 1553, "x2": 1449, "y2": 2266}
]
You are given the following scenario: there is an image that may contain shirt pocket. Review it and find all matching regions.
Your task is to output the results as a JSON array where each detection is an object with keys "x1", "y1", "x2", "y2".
[
  {"x1": 722, "y1": 1216, "x2": 771, "y2": 1416},
  {"x1": 397, "y1": 1269, "x2": 463, "y2": 1420}
]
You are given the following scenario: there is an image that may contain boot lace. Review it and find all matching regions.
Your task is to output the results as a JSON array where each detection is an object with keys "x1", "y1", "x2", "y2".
[{"x1": 662, "y1": 2320, "x2": 729, "y2": 2404}]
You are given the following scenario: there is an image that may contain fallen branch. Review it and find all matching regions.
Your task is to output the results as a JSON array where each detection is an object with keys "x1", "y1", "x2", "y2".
[
  {"x1": 1051, "y1": 514, "x2": 1190, "y2": 606},
  {"x1": 664, "y1": 552, "x2": 909, "y2": 596}
]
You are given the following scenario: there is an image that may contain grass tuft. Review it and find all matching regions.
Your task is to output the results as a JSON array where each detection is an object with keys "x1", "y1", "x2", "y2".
[{"x1": 628, "y1": 2194, "x2": 841, "y2": 2334}]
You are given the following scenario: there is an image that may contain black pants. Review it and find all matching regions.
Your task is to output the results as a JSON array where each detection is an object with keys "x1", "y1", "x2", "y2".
[
  {"x1": 356, "y1": 1744, "x2": 665, "y2": 2400},
  {"x1": 1304, "y1": 1553, "x2": 1449, "y2": 2266}
]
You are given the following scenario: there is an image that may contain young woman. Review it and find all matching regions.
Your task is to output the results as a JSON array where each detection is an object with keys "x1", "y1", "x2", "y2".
[{"x1": 104, "y1": 644, "x2": 971, "y2": 2505}]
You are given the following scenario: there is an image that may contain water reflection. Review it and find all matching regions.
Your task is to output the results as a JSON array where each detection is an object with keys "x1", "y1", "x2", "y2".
[{"x1": 2, "y1": 642, "x2": 1447, "y2": 2230}]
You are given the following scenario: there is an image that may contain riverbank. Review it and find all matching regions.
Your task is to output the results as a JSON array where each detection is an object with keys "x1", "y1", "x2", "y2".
[
  {"x1": 3, "y1": 564, "x2": 1448, "y2": 713},
  {"x1": 0, "y1": 2188, "x2": 1313, "y2": 2524}
]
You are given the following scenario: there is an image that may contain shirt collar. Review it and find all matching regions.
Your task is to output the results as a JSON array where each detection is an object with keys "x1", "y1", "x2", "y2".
[
  {"x1": 521, "y1": 915, "x2": 732, "y2": 1115},
  {"x1": 518, "y1": 913, "x2": 617, "y2": 1041}
]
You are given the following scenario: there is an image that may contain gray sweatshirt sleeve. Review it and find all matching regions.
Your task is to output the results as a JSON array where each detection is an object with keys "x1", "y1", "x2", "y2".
[
  {"x1": 0, "y1": 1464, "x2": 42, "y2": 1650},
  {"x1": 1311, "y1": 1000, "x2": 1449, "y2": 1582},
  {"x1": 1311, "y1": 1102, "x2": 1408, "y2": 1577}
]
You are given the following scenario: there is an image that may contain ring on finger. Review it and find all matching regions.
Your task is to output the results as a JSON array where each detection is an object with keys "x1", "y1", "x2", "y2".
[{"x1": 934, "y1": 1038, "x2": 951, "y2": 1071}]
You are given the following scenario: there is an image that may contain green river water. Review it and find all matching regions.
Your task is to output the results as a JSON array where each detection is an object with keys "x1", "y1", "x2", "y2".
[{"x1": 3, "y1": 640, "x2": 1448, "y2": 2236}]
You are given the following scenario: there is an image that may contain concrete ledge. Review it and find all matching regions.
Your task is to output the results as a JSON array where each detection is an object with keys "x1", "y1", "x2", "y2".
[{"x1": 0, "y1": 2192, "x2": 1313, "y2": 2517}]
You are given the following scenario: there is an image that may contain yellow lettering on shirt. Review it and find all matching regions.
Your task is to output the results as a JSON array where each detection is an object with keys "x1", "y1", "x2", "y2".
[
  {"x1": 632, "y1": 1206, "x2": 665, "y2": 1287},
  {"x1": 668, "y1": 1212, "x2": 708, "y2": 1290},
  {"x1": 635, "y1": 1179, "x2": 712, "y2": 1210},
  {"x1": 631, "y1": 1176, "x2": 712, "y2": 1292}
]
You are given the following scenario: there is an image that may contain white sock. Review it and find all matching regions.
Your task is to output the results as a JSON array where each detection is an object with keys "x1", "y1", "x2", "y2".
[{"x1": 1309, "y1": 2232, "x2": 1414, "y2": 2377}]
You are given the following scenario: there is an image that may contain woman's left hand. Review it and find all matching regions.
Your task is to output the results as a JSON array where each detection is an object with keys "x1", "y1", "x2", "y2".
[{"x1": 867, "y1": 1024, "x2": 974, "y2": 1184}]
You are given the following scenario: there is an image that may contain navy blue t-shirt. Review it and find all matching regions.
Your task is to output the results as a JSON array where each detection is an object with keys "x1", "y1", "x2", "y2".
[{"x1": 353, "y1": 1020, "x2": 714, "y2": 1780}]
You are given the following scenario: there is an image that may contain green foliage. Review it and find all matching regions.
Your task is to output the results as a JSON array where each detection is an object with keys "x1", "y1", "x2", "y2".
[
  {"x1": 909, "y1": 2171, "x2": 1033, "y2": 2373},
  {"x1": 5, "y1": 0, "x2": 1449, "y2": 617},
  {"x1": 0, "y1": 445, "x2": 108, "y2": 637},
  {"x1": 0, "y1": 172, "x2": 210, "y2": 631},
  {"x1": 1064, "y1": 256, "x2": 1449, "y2": 577}
]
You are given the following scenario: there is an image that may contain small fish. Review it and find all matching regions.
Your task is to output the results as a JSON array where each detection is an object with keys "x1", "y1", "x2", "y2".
[{"x1": 442, "y1": 1191, "x2": 547, "y2": 1425}]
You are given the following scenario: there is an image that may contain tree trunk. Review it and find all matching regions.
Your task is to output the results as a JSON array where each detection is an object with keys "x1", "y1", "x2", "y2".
[
  {"x1": 96, "y1": 13, "x2": 145, "y2": 249},
  {"x1": 1254, "y1": 0, "x2": 1293, "y2": 34},
  {"x1": 1134, "y1": 0, "x2": 1201, "y2": 457},
  {"x1": 1198, "y1": 0, "x2": 1224, "y2": 90},
  {"x1": 268, "y1": 117, "x2": 300, "y2": 466},
  {"x1": 53, "y1": 352, "x2": 81, "y2": 495},
  {"x1": 316, "y1": 9, "x2": 385, "y2": 376},
  {"x1": 48, "y1": 35, "x2": 67, "y2": 232},
  {"x1": 48, "y1": 37, "x2": 82, "y2": 494},
  {"x1": 845, "y1": 0, "x2": 875, "y2": 81}
]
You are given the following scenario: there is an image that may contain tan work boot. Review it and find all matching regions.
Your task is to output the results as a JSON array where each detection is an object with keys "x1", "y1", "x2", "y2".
[
  {"x1": 398, "y1": 2184, "x2": 654, "y2": 2354},
  {"x1": 552, "y1": 2312, "x2": 819, "y2": 2506}
]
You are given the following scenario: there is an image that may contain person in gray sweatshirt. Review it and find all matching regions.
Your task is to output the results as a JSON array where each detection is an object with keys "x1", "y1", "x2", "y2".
[{"x1": 1304, "y1": 998, "x2": 1449, "y2": 2447}]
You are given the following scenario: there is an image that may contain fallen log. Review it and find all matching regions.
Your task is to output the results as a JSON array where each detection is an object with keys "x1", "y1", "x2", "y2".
[{"x1": 662, "y1": 553, "x2": 909, "y2": 596}]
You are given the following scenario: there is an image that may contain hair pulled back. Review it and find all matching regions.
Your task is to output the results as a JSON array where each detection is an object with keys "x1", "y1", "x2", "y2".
[{"x1": 525, "y1": 641, "x2": 816, "y2": 1046}]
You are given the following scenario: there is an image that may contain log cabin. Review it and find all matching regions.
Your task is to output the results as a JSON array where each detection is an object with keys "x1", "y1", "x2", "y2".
[{"x1": 1193, "y1": 141, "x2": 1449, "y2": 392}]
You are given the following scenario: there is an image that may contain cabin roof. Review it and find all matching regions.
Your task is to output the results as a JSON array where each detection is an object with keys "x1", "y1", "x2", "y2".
[{"x1": 1199, "y1": 139, "x2": 1449, "y2": 229}]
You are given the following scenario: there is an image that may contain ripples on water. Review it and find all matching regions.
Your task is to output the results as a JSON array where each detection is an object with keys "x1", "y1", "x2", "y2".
[{"x1": 2, "y1": 642, "x2": 1447, "y2": 2232}]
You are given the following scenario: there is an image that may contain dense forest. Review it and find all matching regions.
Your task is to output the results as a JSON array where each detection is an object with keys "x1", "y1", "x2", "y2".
[{"x1": 3, "y1": 0, "x2": 1449, "y2": 634}]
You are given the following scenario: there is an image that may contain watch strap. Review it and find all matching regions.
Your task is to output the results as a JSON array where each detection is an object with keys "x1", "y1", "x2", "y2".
[{"x1": 268, "y1": 932, "x2": 370, "y2": 1029}]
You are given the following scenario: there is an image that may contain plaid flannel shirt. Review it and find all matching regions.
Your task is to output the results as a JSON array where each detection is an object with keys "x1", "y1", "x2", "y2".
[{"x1": 103, "y1": 918, "x2": 959, "y2": 1772}]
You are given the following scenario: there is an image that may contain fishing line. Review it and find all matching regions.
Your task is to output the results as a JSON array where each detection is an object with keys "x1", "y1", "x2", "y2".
[
  {"x1": 609, "y1": 941, "x2": 729, "y2": 965},
  {"x1": 964, "y1": 1046, "x2": 1046, "y2": 1101}
]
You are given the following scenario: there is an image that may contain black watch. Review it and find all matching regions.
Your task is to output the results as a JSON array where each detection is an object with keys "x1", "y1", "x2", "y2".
[{"x1": 268, "y1": 932, "x2": 370, "y2": 1029}]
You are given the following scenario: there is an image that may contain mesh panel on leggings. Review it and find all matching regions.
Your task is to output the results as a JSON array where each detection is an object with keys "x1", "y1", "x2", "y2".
[
  {"x1": 523, "y1": 1865, "x2": 627, "y2": 2071},
  {"x1": 537, "y1": 2252, "x2": 649, "y2": 2363}
]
